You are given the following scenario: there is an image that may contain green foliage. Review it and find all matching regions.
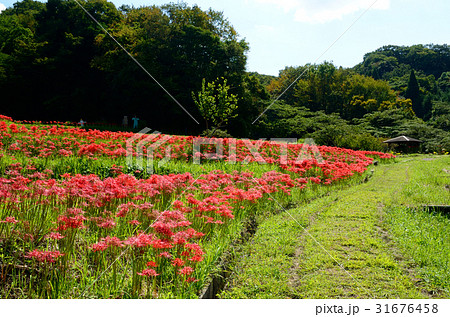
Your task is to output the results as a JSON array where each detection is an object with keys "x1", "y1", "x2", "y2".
[
  {"x1": 0, "y1": 0, "x2": 250, "y2": 136},
  {"x1": 405, "y1": 70, "x2": 424, "y2": 117},
  {"x1": 192, "y1": 77, "x2": 239, "y2": 134},
  {"x1": 355, "y1": 44, "x2": 450, "y2": 80},
  {"x1": 312, "y1": 125, "x2": 388, "y2": 152},
  {"x1": 200, "y1": 128, "x2": 233, "y2": 138},
  {"x1": 430, "y1": 101, "x2": 450, "y2": 131},
  {"x1": 355, "y1": 108, "x2": 416, "y2": 136},
  {"x1": 255, "y1": 54, "x2": 449, "y2": 152},
  {"x1": 254, "y1": 101, "x2": 344, "y2": 138},
  {"x1": 354, "y1": 44, "x2": 450, "y2": 121},
  {"x1": 437, "y1": 72, "x2": 450, "y2": 92},
  {"x1": 396, "y1": 121, "x2": 450, "y2": 153},
  {"x1": 247, "y1": 71, "x2": 276, "y2": 87},
  {"x1": 351, "y1": 105, "x2": 450, "y2": 153},
  {"x1": 266, "y1": 63, "x2": 402, "y2": 120}
]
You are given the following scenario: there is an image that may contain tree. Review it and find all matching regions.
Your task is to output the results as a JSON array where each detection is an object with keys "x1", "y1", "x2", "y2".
[
  {"x1": 275, "y1": 63, "x2": 398, "y2": 119},
  {"x1": 192, "y1": 77, "x2": 238, "y2": 135},
  {"x1": 438, "y1": 72, "x2": 450, "y2": 92},
  {"x1": 355, "y1": 44, "x2": 450, "y2": 80},
  {"x1": 0, "y1": 1, "x2": 250, "y2": 134},
  {"x1": 405, "y1": 70, "x2": 423, "y2": 117},
  {"x1": 430, "y1": 101, "x2": 450, "y2": 131},
  {"x1": 91, "y1": 2, "x2": 248, "y2": 134}
]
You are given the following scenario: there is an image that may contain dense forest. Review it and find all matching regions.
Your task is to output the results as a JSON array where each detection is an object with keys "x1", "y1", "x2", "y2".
[{"x1": 1, "y1": 0, "x2": 449, "y2": 152}]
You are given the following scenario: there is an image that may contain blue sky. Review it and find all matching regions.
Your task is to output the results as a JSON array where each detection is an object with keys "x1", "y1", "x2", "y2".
[{"x1": 1, "y1": 0, "x2": 449, "y2": 76}]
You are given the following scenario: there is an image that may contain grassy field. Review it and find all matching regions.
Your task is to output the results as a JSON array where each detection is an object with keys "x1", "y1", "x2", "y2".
[{"x1": 220, "y1": 155, "x2": 450, "y2": 298}]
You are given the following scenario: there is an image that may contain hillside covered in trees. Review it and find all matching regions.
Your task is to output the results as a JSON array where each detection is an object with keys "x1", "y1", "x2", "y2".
[
  {"x1": 258, "y1": 44, "x2": 450, "y2": 152},
  {"x1": 0, "y1": 0, "x2": 449, "y2": 152}
]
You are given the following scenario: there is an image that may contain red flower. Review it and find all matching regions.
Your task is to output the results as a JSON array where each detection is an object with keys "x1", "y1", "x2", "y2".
[
  {"x1": 1, "y1": 217, "x2": 19, "y2": 224},
  {"x1": 152, "y1": 221, "x2": 174, "y2": 237},
  {"x1": 172, "y1": 200, "x2": 184, "y2": 208},
  {"x1": 25, "y1": 250, "x2": 64, "y2": 263},
  {"x1": 125, "y1": 233, "x2": 154, "y2": 248},
  {"x1": 91, "y1": 236, "x2": 123, "y2": 252},
  {"x1": 128, "y1": 220, "x2": 141, "y2": 226},
  {"x1": 0, "y1": 114, "x2": 13, "y2": 122},
  {"x1": 171, "y1": 258, "x2": 185, "y2": 267},
  {"x1": 137, "y1": 268, "x2": 159, "y2": 277},
  {"x1": 184, "y1": 243, "x2": 204, "y2": 256},
  {"x1": 91, "y1": 242, "x2": 108, "y2": 252},
  {"x1": 45, "y1": 232, "x2": 65, "y2": 240},
  {"x1": 185, "y1": 277, "x2": 199, "y2": 283},
  {"x1": 178, "y1": 266, "x2": 194, "y2": 276},
  {"x1": 91, "y1": 217, "x2": 116, "y2": 229},
  {"x1": 57, "y1": 214, "x2": 86, "y2": 231},
  {"x1": 152, "y1": 239, "x2": 173, "y2": 249},
  {"x1": 159, "y1": 252, "x2": 172, "y2": 259},
  {"x1": 146, "y1": 261, "x2": 158, "y2": 267},
  {"x1": 189, "y1": 255, "x2": 203, "y2": 262}
]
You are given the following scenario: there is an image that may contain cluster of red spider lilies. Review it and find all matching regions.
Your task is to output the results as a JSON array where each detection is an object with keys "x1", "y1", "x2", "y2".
[{"x1": 0, "y1": 116, "x2": 394, "y2": 297}]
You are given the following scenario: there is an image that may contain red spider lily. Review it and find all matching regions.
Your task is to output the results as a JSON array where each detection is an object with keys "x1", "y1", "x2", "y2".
[
  {"x1": 309, "y1": 177, "x2": 321, "y2": 184},
  {"x1": 189, "y1": 255, "x2": 203, "y2": 262},
  {"x1": 151, "y1": 222, "x2": 175, "y2": 237},
  {"x1": 146, "y1": 261, "x2": 158, "y2": 267},
  {"x1": 159, "y1": 252, "x2": 172, "y2": 259},
  {"x1": 91, "y1": 236, "x2": 124, "y2": 252},
  {"x1": 0, "y1": 217, "x2": 19, "y2": 224},
  {"x1": 45, "y1": 232, "x2": 65, "y2": 240},
  {"x1": 128, "y1": 220, "x2": 141, "y2": 226},
  {"x1": 91, "y1": 243, "x2": 109, "y2": 252},
  {"x1": 184, "y1": 228, "x2": 205, "y2": 239},
  {"x1": 9, "y1": 124, "x2": 19, "y2": 133},
  {"x1": 171, "y1": 258, "x2": 185, "y2": 267},
  {"x1": 178, "y1": 266, "x2": 194, "y2": 276},
  {"x1": 116, "y1": 202, "x2": 137, "y2": 218},
  {"x1": 56, "y1": 214, "x2": 87, "y2": 231},
  {"x1": 185, "y1": 277, "x2": 199, "y2": 283},
  {"x1": 183, "y1": 243, "x2": 205, "y2": 258},
  {"x1": 172, "y1": 200, "x2": 184, "y2": 208},
  {"x1": 124, "y1": 233, "x2": 155, "y2": 248},
  {"x1": 0, "y1": 115, "x2": 13, "y2": 122},
  {"x1": 90, "y1": 217, "x2": 116, "y2": 229},
  {"x1": 1, "y1": 117, "x2": 392, "y2": 163},
  {"x1": 153, "y1": 240, "x2": 174, "y2": 249},
  {"x1": 25, "y1": 250, "x2": 65, "y2": 263},
  {"x1": 0, "y1": 122, "x2": 8, "y2": 133},
  {"x1": 137, "y1": 268, "x2": 159, "y2": 277}
]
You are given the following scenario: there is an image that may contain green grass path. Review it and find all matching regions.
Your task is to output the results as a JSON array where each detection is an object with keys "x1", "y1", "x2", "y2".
[{"x1": 220, "y1": 156, "x2": 450, "y2": 298}]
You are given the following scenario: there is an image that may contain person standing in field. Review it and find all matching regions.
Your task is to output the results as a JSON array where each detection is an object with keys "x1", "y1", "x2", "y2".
[
  {"x1": 132, "y1": 115, "x2": 139, "y2": 129},
  {"x1": 122, "y1": 116, "x2": 128, "y2": 127},
  {"x1": 78, "y1": 119, "x2": 86, "y2": 127}
]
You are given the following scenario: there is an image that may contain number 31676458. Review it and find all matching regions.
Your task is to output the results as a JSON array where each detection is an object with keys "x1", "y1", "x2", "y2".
[{"x1": 376, "y1": 304, "x2": 438, "y2": 314}]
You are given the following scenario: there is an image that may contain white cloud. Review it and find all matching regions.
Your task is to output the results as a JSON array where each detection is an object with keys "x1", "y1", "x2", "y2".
[
  {"x1": 0, "y1": 3, "x2": 6, "y2": 13},
  {"x1": 253, "y1": 0, "x2": 390, "y2": 23}
]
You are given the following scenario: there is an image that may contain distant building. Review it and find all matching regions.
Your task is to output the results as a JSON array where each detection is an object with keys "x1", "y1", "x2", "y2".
[{"x1": 383, "y1": 135, "x2": 423, "y2": 153}]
